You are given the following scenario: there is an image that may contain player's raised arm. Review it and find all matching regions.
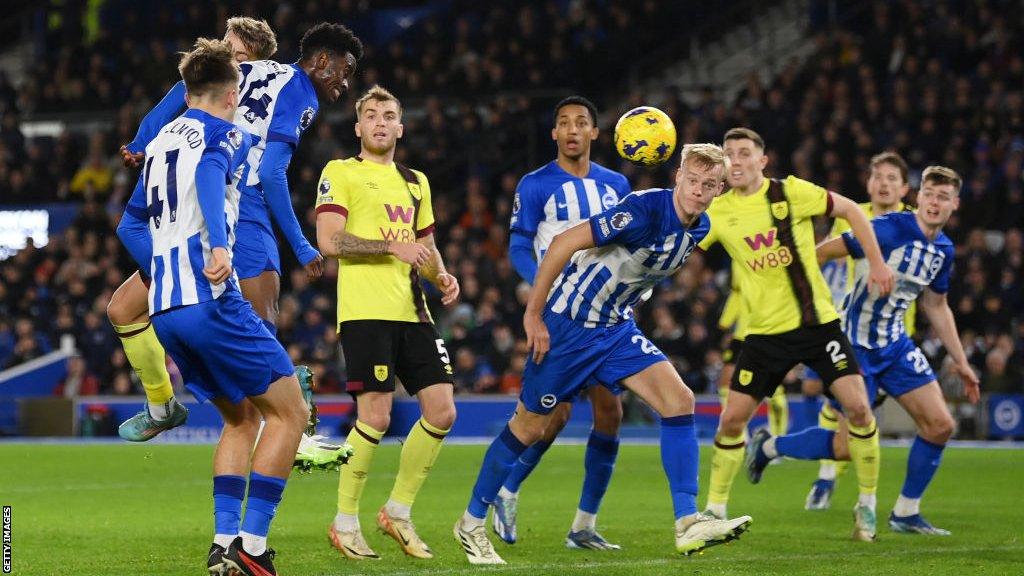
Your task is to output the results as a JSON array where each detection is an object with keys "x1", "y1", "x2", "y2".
[
  {"x1": 524, "y1": 222, "x2": 595, "y2": 363},
  {"x1": 121, "y1": 81, "x2": 187, "y2": 167},
  {"x1": 260, "y1": 141, "x2": 323, "y2": 277},
  {"x1": 815, "y1": 235, "x2": 850, "y2": 265},
  {"x1": 830, "y1": 193, "x2": 893, "y2": 295}
]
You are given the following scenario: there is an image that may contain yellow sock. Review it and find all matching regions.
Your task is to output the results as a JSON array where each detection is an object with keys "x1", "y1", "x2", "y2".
[
  {"x1": 114, "y1": 322, "x2": 173, "y2": 404},
  {"x1": 337, "y1": 421, "x2": 385, "y2": 515},
  {"x1": 818, "y1": 403, "x2": 849, "y2": 476},
  {"x1": 707, "y1": 433, "x2": 746, "y2": 507},
  {"x1": 847, "y1": 419, "x2": 880, "y2": 496},
  {"x1": 768, "y1": 386, "x2": 789, "y2": 437},
  {"x1": 390, "y1": 418, "x2": 449, "y2": 507}
]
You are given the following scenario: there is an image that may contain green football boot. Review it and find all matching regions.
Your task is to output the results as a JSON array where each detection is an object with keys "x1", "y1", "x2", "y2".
[
  {"x1": 117, "y1": 398, "x2": 189, "y2": 442},
  {"x1": 293, "y1": 434, "x2": 355, "y2": 473},
  {"x1": 296, "y1": 365, "x2": 319, "y2": 436}
]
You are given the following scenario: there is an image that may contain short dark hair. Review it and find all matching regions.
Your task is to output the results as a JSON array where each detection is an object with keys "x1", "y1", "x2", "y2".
[
  {"x1": 178, "y1": 38, "x2": 238, "y2": 98},
  {"x1": 554, "y1": 96, "x2": 598, "y2": 126},
  {"x1": 299, "y1": 22, "x2": 364, "y2": 62},
  {"x1": 922, "y1": 165, "x2": 963, "y2": 195},
  {"x1": 723, "y1": 127, "x2": 765, "y2": 149},
  {"x1": 869, "y1": 151, "x2": 909, "y2": 183}
]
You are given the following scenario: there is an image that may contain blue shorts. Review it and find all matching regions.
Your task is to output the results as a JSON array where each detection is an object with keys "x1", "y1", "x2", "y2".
[
  {"x1": 520, "y1": 309, "x2": 667, "y2": 415},
  {"x1": 152, "y1": 292, "x2": 294, "y2": 404},
  {"x1": 234, "y1": 218, "x2": 281, "y2": 279},
  {"x1": 856, "y1": 337, "x2": 935, "y2": 401}
]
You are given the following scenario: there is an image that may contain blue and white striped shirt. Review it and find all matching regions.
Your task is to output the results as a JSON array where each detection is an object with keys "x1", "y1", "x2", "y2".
[
  {"x1": 840, "y1": 212, "x2": 953, "y2": 348},
  {"x1": 511, "y1": 160, "x2": 631, "y2": 260},
  {"x1": 146, "y1": 109, "x2": 251, "y2": 314},
  {"x1": 548, "y1": 188, "x2": 711, "y2": 328}
]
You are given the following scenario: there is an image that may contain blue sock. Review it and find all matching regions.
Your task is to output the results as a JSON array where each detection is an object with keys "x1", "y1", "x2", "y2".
[
  {"x1": 467, "y1": 425, "x2": 528, "y2": 519},
  {"x1": 775, "y1": 427, "x2": 836, "y2": 460},
  {"x1": 901, "y1": 436, "x2": 945, "y2": 499},
  {"x1": 660, "y1": 414, "x2": 698, "y2": 520},
  {"x1": 579, "y1": 430, "x2": 619, "y2": 513},
  {"x1": 261, "y1": 318, "x2": 277, "y2": 335},
  {"x1": 240, "y1": 472, "x2": 287, "y2": 537},
  {"x1": 503, "y1": 439, "x2": 551, "y2": 493},
  {"x1": 213, "y1": 475, "x2": 246, "y2": 537}
]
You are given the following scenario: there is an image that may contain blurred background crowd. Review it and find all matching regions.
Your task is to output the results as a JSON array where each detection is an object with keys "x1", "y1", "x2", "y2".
[{"x1": 0, "y1": 1, "x2": 1021, "y2": 421}]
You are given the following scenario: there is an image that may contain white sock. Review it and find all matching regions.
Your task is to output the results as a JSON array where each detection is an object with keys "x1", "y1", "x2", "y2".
[
  {"x1": 705, "y1": 502, "x2": 727, "y2": 518},
  {"x1": 497, "y1": 486, "x2": 517, "y2": 500},
  {"x1": 818, "y1": 461, "x2": 837, "y2": 481},
  {"x1": 461, "y1": 510, "x2": 484, "y2": 529},
  {"x1": 385, "y1": 498, "x2": 411, "y2": 520},
  {"x1": 857, "y1": 493, "x2": 877, "y2": 510},
  {"x1": 675, "y1": 512, "x2": 700, "y2": 532},
  {"x1": 240, "y1": 531, "x2": 266, "y2": 556},
  {"x1": 148, "y1": 401, "x2": 170, "y2": 420},
  {"x1": 213, "y1": 533, "x2": 235, "y2": 548},
  {"x1": 893, "y1": 495, "x2": 920, "y2": 517},
  {"x1": 571, "y1": 510, "x2": 597, "y2": 532},
  {"x1": 333, "y1": 512, "x2": 360, "y2": 532},
  {"x1": 763, "y1": 437, "x2": 779, "y2": 459}
]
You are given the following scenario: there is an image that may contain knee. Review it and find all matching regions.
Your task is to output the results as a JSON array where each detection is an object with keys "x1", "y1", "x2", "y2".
[
  {"x1": 718, "y1": 413, "x2": 746, "y2": 438},
  {"x1": 106, "y1": 295, "x2": 129, "y2": 325},
  {"x1": 661, "y1": 386, "x2": 695, "y2": 418},
  {"x1": 511, "y1": 419, "x2": 545, "y2": 446},
  {"x1": 358, "y1": 411, "x2": 390, "y2": 433},
  {"x1": 542, "y1": 404, "x2": 571, "y2": 440},
  {"x1": 592, "y1": 401, "x2": 622, "y2": 436},
  {"x1": 922, "y1": 414, "x2": 955, "y2": 443},
  {"x1": 843, "y1": 400, "x2": 872, "y2": 428},
  {"x1": 424, "y1": 404, "x2": 456, "y2": 431}
]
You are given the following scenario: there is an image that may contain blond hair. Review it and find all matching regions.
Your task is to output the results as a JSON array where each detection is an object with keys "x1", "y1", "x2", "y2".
[
  {"x1": 225, "y1": 16, "x2": 277, "y2": 59},
  {"x1": 178, "y1": 38, "x2": 238, "y2": 98},
  {"x1": 355, "y1": 85, "x2": 402, "y2": 120},
  {"x1": 922, "y1": 165, "x2": 962, "y2": 194},
  {"x1": 680, "y1": 142, "x2": 730, "y2": 179}
]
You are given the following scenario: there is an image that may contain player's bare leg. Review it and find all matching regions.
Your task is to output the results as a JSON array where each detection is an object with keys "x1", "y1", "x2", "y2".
[
  {"x1": 239, "y1": 270, "x2": 281, "y2": 327},
  {"x1": 622, "y1": 362, "x2": 751, "y2": 555},
  {"x1": 110, "y1": 271, "x2": 187, "y2": 441},
  {"x1": 705, "y1": 389, "x2": 759, "y2": 518},
  {"x1": 889, "y1": 381, "x2": 955, "y2": 535}
]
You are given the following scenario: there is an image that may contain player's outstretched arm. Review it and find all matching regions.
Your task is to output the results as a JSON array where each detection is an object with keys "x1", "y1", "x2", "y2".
[
  {"x1": 316, "y1": 211, "x2": 429, "y2": 266},
  {"x1": 815, "y1": 236, "x2": 850, "y2": 265},
  {"x1": 919, "y1": 288, "x2": 980, "y2": 403},
  {"x1": 524, "y1": 222, "x2": 595, "y2": 363},
  {"x1": 121, "y1": 81, "x2": 188, "y2": 167},
  {"x1": 417, "y1": 233, "x2": 459, "y2": 305},
  {"x1": 195, "y1": 151, "x2": 232, "y2": 284},
  {"x1": 261, "y1": 142, "x2": 322, "y2": 276},
  {"x1": 830, "y1": 193, "x2": 893, "y2": 295}
]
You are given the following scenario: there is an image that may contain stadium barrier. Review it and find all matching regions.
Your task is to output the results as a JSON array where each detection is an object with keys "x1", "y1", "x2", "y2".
[{"x1": 0, "y1": 349, "x2": 72, "y2": 435}]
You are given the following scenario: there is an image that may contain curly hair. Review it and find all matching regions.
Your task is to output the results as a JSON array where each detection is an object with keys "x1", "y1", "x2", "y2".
[{"x1": 299, "y1": 22, "x2": 364, "y2": 62}]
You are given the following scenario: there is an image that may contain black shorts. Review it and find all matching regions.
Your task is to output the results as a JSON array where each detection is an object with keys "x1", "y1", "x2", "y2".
[
  {"x1": 339, "y1": 320, "x2": 454, "y2": 396},
  {"x1": 731, "y1": 319, "x2": 860, "y2": 401},
  {"x1": 722, "y1": 337, "x2": 744, "y2": 365}
]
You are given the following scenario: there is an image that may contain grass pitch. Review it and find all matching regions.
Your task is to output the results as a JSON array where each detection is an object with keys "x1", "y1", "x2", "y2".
[{"x1": 2, "y1": 442, "x2": 1021, "y2": 575}]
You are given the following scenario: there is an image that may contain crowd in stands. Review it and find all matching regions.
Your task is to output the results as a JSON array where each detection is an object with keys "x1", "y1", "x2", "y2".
[{"x1": 0, "y1": 1, "x2": 1021, "y2": 411}]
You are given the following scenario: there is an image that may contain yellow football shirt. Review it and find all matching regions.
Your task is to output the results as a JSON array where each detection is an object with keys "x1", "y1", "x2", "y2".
[
  {"x1": 700, "y1": 175, "x2": 839, "y2": 335},
  {"x1": 830, "y1": 201, "x2": 916, "y2": 336},
  {"x1": 315, "y1": 157, "x2": 436, "y2": 325}
]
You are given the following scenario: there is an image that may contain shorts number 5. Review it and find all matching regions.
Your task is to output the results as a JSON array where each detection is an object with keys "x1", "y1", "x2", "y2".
[{"x1": 435, "y1": 339, "x2": 451, "y2": 364}]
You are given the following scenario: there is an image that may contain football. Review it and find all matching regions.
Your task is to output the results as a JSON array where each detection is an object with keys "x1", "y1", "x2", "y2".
[{"x1": 613, "y1": 106, "x2": 677, "y2": 166}]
